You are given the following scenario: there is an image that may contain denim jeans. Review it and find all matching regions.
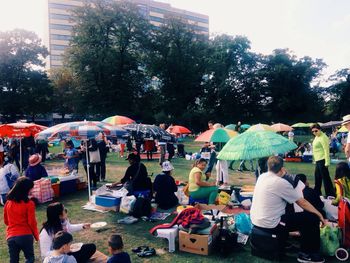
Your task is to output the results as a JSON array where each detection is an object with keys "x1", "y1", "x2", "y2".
[{"x1": 7, "y1": 235, "x2": 34, "y2": 263}]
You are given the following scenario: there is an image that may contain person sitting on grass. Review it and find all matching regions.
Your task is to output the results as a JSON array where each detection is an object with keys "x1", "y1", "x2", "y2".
[
  {"x1": 40, "y1": 202, "x2": 96, "y2": 263},
  {"x1": 188, "y1": 158, "x2": 218, "y2": 204},
  {"x1": 297, "y1": 174, "x2": 325, "y2": 217},
  {"x1": 154, "y1": 161, "x2": 178, "y2": 209},
  {"x1": 25, "y1": 153, "x2": 48, "y2": 181},
  {"x1": 107, "y1": 234, "x2": 131, "y2": 263},
  {"x1": 43, "y1": 231, "x2": 77, "y2": 263},
  {"x1": 332, "y1": 162, "x2": 350, "y2": 206}
]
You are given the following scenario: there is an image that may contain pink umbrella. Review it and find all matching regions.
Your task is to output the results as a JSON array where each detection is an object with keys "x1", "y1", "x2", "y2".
[{"x1": 271, "y1": 123, "x2": 293, "y2": 132}]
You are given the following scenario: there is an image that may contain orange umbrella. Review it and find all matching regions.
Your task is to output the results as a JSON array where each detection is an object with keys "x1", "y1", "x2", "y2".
[
  {"x1": 167, "y1": 125, "x2": 191, "y2": 134},
  {"x1": 271, "y1": 123, "x2": 293, "y2": 132}
]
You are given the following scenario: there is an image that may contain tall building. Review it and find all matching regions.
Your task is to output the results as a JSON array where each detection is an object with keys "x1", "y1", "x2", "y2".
[{"x1": 45, "y1": 0, "x2": 209, "y2": 69}]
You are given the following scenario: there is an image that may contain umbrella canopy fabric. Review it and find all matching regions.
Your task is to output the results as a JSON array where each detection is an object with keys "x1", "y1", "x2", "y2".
[
  {"x1": 240, "y1": 124, "x2": 251, "y2": 129},
  {"x1": 217, "y1": 130, "x2": 297, "y2": 161},
  {"x1": 321, "y1": 121, "x2": 342, "y2": 129},
  {"x1": 338, "y1": 126, "x2": 348, "y2": 133},
  {"x1": 124, "y1": 124, "x2": 174, "y2": 142},
  {"x1": 271, "y1": 123, "x2": 293, "y2": 132},
  {"x1": 0, "y1": 123, "x2": 47, "y2": 138},
  {"x1": 36, "y1": 121, "x2": 128, "y2": 140},
  {"x1": 102, "y1": 115, "x2": 135, "y2": 125},
  {"x1": 225, "y1": 124, "x2": 236, "y2": 131},
  {"x1": 292, "y1": 123, "x2": 312, "y2": 128},
  {"x1": 167, "y1": 125, "x2": 191, "y2": 134},
  {"x1": 247, "y1": 123, "x2": 274, "y2": 132},
  {"x1": 195, "y1": 128, "x2": 238, "y2": 143}
]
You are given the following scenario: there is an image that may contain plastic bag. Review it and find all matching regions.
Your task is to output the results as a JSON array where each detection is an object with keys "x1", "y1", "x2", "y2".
[
  {"x1": 119, "y1": 195, "x2": 136, "y2": 214},
  {"x1": 234, "y1": 213, "x2": 252, "y2": 235},
  {"x1": 320, "y1": 225, "x2": 340, "y2": 256},
  {"x1": 321, "y1": 196, "x2": 338, "y2": 221}
]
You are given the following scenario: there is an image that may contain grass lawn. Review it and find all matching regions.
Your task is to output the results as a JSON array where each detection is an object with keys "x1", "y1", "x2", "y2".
[{"x1": 0, "y1": 138, "x2": 343, "y2": 262}]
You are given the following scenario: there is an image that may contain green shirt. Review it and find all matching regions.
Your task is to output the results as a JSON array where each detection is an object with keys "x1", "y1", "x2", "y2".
[{"x1": 312, "y1": 131, "x2": 330, "y2": 166}]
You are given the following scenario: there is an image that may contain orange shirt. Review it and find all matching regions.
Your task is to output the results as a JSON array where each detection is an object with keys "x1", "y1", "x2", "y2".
[{"x1": 4, "y1": 200, "x2": 39, "y2": 241}]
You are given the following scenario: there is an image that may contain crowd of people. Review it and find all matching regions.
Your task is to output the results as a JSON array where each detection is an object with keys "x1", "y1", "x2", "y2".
[{"x1": 1, "y1": 115, "x2": 350, "y2": 263}]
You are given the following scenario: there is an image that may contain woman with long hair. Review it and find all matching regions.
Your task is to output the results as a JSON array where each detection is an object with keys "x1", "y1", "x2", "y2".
[
  {"x1": 332, "y1": 162, "x2": 350, "y2": 205},
  {"x1": 188, "y1": 158, "x2": 218, "y2": 204},
  {"x1": 39, "y1": 202, "x2": 96, "y2": 263},
  {"x1": 4, "y1": 177, "x2": 38, "y2": 263}
]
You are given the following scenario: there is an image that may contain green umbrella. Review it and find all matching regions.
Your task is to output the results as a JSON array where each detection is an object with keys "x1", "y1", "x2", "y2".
[
  {"x1": 225, "y1": 124, "x2": 236, "y2": 131},
  {"x1": 217, "y1": 130, "x2": 297, "y2": 160},
  {"x1": 291, "y1": 122, "x2": 312, "y2": 128}
]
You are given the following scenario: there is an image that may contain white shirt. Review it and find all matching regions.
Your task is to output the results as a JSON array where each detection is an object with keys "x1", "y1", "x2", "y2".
[
  {"x1": 0, "y1": 164, "x2": 20, "y2": 194},
  {"x1": 39, "y1": 219, "x2": 83, "y2": 259},
  {"x1": 250, "y1": 172, "x2": 303, "y2": 228},
  {"x1": 347, "y1": 134, "x2": 350, "y2": 144}
]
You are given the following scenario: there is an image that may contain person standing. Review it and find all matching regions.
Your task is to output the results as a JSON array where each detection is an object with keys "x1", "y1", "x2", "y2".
[
  {"x1": 96, "y1": 133, "x2": 108, "y2": 181},
  {"x1": 0, "y1": 137, "x2": 4, "y2": 165},
  {"x1": 204, "y1": 121, "x2": 217, "y2": 176},
  {"x1": 158, "y1": 123, "x2": 167, "y2": 166},
  {"x1": 341, "y1": 114, "x2": 350, "y2": 163},
  {"x1": 144, "y1": 138, "x2": 155, "y2": 161},
  {"x1": 310, "y1": 123, "x2": 335, "y2": 197},
  {"x1": 4, "y1": 177, "x2": 39, "y2": 263}
]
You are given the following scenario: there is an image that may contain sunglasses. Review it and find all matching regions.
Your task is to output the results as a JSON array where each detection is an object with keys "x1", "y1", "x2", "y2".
[{"x1": 312, "y1": 130, "x2": 319, "y2": 134}]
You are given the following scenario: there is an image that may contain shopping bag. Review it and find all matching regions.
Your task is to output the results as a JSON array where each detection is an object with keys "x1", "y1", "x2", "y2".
[
  {"x1": 320, "y1": 225, "x2": 340, "y2": 256},
  {"x1": 30, "y1": 178, "x2": 54, "y2": 203},
  {"x1": 89, "y1": 149, "x2": 101, "y2": 163},
  {"x1": 321, "y1": 196, "x2": 338, "y2": 221},
  {"x1": 235, "y1": 213, "x2": 252, "y2": 235}
]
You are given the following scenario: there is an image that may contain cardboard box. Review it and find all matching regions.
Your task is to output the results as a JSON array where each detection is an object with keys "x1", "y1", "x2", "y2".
[{"x1": 179, "y1": 227, "x2": 218, "y2": 255}]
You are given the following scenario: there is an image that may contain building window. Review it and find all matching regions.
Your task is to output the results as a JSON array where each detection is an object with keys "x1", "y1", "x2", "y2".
[
  {"x1": 51, "y1": 34, "x2": 71, "y2": 41},
  {"x1": 149, "y1": 15, "x2": 164, "y2": 23},
  {"x1": 49, "y1": 3, "x2": 75, "y2": 10},
  {"x1": 49, "y1": 13, "x2": 71, "y2": 20},
  {"x1": 191, "y1": 25, "x2": 209, "y2": 32},
  {"x1": 51, "y1": 55, "x2": 62, "y2": 60},
  {"x1": 50, "y1": 24, "x2": 73, "y2": 30},
  {"x1": 51, "y1": 45, "x2": 67, "y2": 51}
]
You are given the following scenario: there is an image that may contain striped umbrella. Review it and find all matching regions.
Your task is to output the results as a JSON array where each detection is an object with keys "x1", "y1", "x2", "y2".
[
  {"x1": 36, "y1": 121, "x2": 128, "y2": 140},
  {"x1": 102, "y1": 115, "x2": 135, "y2": 125},
  {"x1": 195, "y1": 128, "x2": 238, "y2": 143}
]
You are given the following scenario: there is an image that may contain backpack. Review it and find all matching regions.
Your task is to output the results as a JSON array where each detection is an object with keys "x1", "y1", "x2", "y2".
[{"x1": 131, "y1": 196, "x2": 151, "y2": 218}]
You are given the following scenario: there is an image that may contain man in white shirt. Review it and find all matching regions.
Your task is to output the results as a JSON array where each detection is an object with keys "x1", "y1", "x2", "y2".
[
  {"x1": 341, "y1": 114, "x2": 350, "y2": 162},
  {"x1": 250, "y1": 156, "x2": 325, "y2": 263}
]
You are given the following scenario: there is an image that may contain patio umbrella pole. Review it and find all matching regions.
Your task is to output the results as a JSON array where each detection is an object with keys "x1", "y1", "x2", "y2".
[
  {"x1": 85, "y1": 139, "x2": 91, "y2": 199},
  {"x1": 20, "y1": 137, "x2": 22, "y2": 175}
]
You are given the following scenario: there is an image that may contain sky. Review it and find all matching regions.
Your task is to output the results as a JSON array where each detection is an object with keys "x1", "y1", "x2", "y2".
[{"x1": 0, "y1": 0, "x2": 350, "y2": 81}]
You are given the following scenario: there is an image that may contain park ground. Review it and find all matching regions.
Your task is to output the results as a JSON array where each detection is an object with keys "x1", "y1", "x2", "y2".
[{"x1": 0, "y1": 137, "x2": 343, "y2": 262}]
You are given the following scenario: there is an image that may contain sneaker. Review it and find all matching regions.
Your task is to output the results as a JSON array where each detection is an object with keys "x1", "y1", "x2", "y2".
[{"x1": 297, "y1": 252, "x2": 325, "y2": 263}]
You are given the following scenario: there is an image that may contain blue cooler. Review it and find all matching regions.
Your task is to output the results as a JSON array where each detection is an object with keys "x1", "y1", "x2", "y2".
[
  {"x1": 238, "y1": 192, "x2": 253, "y2": 203},
  {"x1": 95, "y1": 195, "x2": 121, "y2": 207}
]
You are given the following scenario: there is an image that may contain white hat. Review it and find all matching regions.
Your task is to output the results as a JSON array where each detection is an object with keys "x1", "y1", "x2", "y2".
[
  {"x1": 162, "y1": 161, "x2": 174, "y2": 172},
  {"x1": 342, "y1": 114, "x2": 350, "y2": 126}
]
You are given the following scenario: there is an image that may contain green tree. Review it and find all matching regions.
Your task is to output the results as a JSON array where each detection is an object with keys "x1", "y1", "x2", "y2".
[
  {"x1": 260, "y1": 49, "x2": 325, "y2": 122},
  {"x1": 0, "y1": 29, "x2": 49, "y2": 122},
  {"x1": 49, "y1": 67, "x2": 76, "y2": 120},
  {"x1": 67, "y1": 0, "x2": 151, "y2": 116},
  {"x1": 201, "y1": 35, "x2": 265, "y2": 124},
  {"x1": 146, "y1": 18, "x2": 209, "y2": 128}
]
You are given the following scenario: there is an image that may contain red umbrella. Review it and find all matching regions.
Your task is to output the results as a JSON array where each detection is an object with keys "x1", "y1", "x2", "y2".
[
  {"x1": 166, "y1": 125, "x2": 191, "y2": 134},
  {"x1": 0, "y1": 123, "x2": 47, "y2": 137},
  {"x1": 0, "y1": 123, "x2": 47, "y2": 173}
]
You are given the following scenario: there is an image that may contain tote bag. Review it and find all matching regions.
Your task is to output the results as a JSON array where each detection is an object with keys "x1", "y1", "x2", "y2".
[{"x1": 89, "y1": 149, "x2": 101, "y2": 163}]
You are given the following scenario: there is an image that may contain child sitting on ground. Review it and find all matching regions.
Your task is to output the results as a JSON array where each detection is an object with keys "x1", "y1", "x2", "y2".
[
  {"x1": 107, "y1": 234, "x2": 131, "y2": 263},
  {"x1": 43, "y1": 231, "x2": 77, "y2": 263}
]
